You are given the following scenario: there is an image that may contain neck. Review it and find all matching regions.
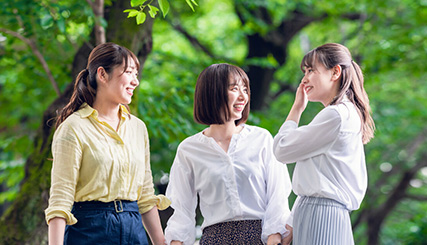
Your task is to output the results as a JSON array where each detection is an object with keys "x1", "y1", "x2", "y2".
[
  {"x1": 93, "y1": 98, "x2": 121, "y2": 120},
  {"x1": 206, "y1": 121, "x2": 240, "y2": 141}
]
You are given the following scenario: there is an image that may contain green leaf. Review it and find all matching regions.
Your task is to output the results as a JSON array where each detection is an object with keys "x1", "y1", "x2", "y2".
[
  {"x1": 185, "y1": 0, "x2": 195, "y2": 11},
  {"x1": 191, "y1": 0, "x2": 198, "y2": 6},
  {"x1": 136, "y1": 12, "x2": 146, "y2": 25},
  {"x1": 130, "y1": 0, "x2": 145, "y2": 8},
  {"x1": 148, "y1": 5, "x2": 159, "y2": 18},
  {"x1": 158, "y1": 0, "x2": 170, "y2": 18},
  {"x1": 125, "y1": 9, "x2": 139, "y2": 18}
]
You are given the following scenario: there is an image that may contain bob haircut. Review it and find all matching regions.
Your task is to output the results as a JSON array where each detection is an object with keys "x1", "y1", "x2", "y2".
[{"x1": 194, "y1": 63, "x2": 250, "y2": 126}]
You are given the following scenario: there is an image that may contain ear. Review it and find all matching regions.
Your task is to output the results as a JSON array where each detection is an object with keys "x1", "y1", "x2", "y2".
[
  {"x1": 331, "y1": 65, "x2": 342, "y2": 82},
  {"x1": 96, "y1": 67, "x2": 108, "y2": 84}
]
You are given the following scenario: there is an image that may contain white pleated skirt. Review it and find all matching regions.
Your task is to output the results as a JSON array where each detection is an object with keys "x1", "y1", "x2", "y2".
[{"x1": 293, "y1": 196, "x2": 354, "y2": 245}]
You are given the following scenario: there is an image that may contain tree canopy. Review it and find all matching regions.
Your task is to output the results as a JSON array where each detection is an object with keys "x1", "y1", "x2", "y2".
[{"x1": 0, "y1": 0, "x2": 426, "y2": 244}]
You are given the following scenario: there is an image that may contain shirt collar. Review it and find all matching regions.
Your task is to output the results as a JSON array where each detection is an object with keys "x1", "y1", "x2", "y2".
[{"x1": 78, "y1": 103, "x2": 130, "y2": 120}]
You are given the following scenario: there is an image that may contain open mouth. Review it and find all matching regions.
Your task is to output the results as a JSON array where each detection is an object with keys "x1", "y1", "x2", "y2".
[
  {"x1": 126, "y1": 88, "x2": 134, "y2": 95},
  {"x1": 305, "y1": 86, "x2": 313, "y2": 93},
  {"x1": 234, "y1": 104, "x2": 245, "y2": 111}
]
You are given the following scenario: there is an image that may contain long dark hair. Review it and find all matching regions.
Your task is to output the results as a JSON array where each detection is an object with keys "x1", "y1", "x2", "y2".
[
  {"x1": 56, "y1": 42, "x2": 139, "y2": 128},
  {"x1": 301, "y1": 43, "x2": 375, "y2": 144}
]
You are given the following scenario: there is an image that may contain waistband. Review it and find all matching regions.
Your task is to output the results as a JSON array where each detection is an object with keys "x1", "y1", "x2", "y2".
[
  {"x1": 298, "y1": 196, "x2": 348, "y2": 210},
  {"x1": 203, "y1": 219, "x2": 262, "y2": 232},
  {"x1": 72, "y1": 200, "x2": 138, "y2": 213}
]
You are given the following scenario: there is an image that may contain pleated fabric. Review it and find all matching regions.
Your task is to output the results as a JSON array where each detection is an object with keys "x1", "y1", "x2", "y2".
[
  {"x1": 199, "y1": 219, "x2": 263, "y2": 245},
  {"x1": 293, "y1": 196, "x2": 354, "y2": 245}
]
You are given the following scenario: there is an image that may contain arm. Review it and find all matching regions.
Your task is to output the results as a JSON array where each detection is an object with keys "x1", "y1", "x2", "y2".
[
  {"x1": 164, "y1": 148, "x2": 198, "y2": 245},
  {"x1": 261, "y1": 132, "x2": 293, "y2": 243},
  {"x1": 273, "y1": 107, "x2": 341, "y2": 164},
  {"x1": 48, "y1": 217, "x2": 66, "y2": 245},
  {"x1": 141, "y1": 206, "x2": 165, "y2": 245},
  {"x1": 46, "y1": 122, "x2": 82, "y2": 242}
]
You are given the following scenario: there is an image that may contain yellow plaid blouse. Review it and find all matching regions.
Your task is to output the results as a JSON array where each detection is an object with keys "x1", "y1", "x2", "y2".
[{"x1": 45, "y1": 103, "x2": 170, "y2": 225}]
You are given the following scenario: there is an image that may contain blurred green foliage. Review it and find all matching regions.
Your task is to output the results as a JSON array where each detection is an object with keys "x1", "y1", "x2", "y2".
[{"x1": 0, "y1": 0, "x2": 426, "y2": 243}]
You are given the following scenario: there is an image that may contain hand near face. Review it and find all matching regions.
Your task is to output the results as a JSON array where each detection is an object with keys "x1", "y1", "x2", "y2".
[{"x1": 293, "y1": 81, "x2": 309, "y2": 113}]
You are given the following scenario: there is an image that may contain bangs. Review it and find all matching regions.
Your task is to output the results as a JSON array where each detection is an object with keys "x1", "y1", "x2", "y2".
[
  {"x1": 300, "y1": 50, "x2": 317, "y2": 72},
  {"x1": 228, "y1": 66, "x2": 250, "y2": 94},
  {"x1": 118, "y1": 47, "x2": 140, "y2": 73}
]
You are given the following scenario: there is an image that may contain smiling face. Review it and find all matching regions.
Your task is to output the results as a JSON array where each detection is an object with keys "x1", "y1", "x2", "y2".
[
  {"x1": 302, "y1": 61, "x2": 338, "y2": 106},
  {"x1": 102, "y1": 58, "x2": 139, "y2": 105},
  {"x1": 227, "y1": 78, "x2": 249, "y2": 122}
]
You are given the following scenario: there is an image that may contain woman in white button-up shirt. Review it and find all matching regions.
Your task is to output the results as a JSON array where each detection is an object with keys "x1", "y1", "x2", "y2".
[
  {"x1": 273, "y1": 43, "x2": 375, "y2": 245},
  {"x1": 165, "y1": 63, "x2": 292, "y2": 245}
]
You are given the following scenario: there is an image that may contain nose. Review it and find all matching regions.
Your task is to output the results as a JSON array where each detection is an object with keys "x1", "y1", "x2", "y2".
[
  {"x1": 301, "y1": 75, "x2": 308, "y2": 84},
  {"x1": 132, "y1": 74, "x2": 139, "y2": 87}
]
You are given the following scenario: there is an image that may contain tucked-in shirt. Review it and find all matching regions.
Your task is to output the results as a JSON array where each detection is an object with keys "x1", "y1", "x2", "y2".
[
  {"x1": 273, "y1": 100, "x2": 367, "y2": 211},
  {"x1": 165, "y1": 125, "x2": 292, "y2": 244},
  {"x1": 44, "y1": 103, "x2": 170, "y2": 225}
]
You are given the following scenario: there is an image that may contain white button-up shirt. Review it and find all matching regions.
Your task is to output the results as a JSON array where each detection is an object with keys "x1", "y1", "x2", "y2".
[
  {"x1": 165, "y1": 125, "x2": 292, "y2": 244},
  {"x1": 273, "y1": 101, "x2": 367, "y2": 211}
]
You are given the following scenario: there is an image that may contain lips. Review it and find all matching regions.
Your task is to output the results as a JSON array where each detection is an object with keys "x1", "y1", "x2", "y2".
[
  {"x1": 126, "y1": 88, "x2": 134, "y2": 96},
  {"x1": 233, "y1": 104, "x2": 245, "y2": 111},
  {"x1": 305, "y1": 86, "x2": 313, "y2": 93}
]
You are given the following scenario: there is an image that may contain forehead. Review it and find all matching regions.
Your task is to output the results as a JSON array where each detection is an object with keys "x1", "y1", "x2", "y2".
[{"x1": 228, "y1": 74, "x2": 248, "y2": 87}]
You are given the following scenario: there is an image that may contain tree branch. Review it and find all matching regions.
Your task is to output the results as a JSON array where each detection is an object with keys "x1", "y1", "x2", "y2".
[
  {"x1": 405, "y1": 194, "x2": 427, "y2": 201},
  {"x1": 0, "y1": 28, "x2": 61, "y2": 97},
  {"x1": 166, "y1": 19, "x2": 235, "y2": 64}
]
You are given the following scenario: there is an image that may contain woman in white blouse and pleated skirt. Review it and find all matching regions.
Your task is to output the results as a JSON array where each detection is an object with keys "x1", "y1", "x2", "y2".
[
  {"x1": 273, "y1": 43, "x2": 375, "y2": 245},
  {"x1": 165, "y1": 63, "x2": 293, "y2": 245}
]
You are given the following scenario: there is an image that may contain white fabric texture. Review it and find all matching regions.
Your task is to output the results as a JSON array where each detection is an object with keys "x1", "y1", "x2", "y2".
[
  {"x1": 165, "y1": 124, "x2": 292, "y2": 245},
  {"x1": 273, "y1": 100, "x2": 367, "y2": 211}
]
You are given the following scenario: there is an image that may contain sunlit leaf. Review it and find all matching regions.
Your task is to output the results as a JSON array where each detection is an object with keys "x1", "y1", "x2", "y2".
[
  {"x1": 136, "y1": 11, "x2": 146, "y2": 24},
  {"x1": 158, "y1": 0, "x2": 170, "y2": 17}
]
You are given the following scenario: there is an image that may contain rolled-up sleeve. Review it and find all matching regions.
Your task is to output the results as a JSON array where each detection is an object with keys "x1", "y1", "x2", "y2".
[
  {"x1": 44, "y1": 124, "x2": 82, "y2": 225},
  {"x1": 261, "y1": 134, "x2": 292, "y2": 242},
  {"x1": 138, "y1": 124, "x2": 171, "y2": 214},
  {"x1": 165, "y1": 149, "x2": 198, "y2": 245},
  {"x1": 273, "y1": 107, "x2": 341, "y2": 164}
]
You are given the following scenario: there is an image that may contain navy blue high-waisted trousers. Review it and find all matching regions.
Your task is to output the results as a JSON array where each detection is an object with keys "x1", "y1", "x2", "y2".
[{"x1": 64, "y1": 200, "x2": 148, "y2": 245}]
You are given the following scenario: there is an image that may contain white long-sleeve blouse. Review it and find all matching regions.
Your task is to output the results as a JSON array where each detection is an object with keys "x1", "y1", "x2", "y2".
[
  {"x1": 165, "y1": 124, "x2": 292, "y2": 244},
  {"x1": 273, "y1": 100, "x2": 367, "y2": 211}
]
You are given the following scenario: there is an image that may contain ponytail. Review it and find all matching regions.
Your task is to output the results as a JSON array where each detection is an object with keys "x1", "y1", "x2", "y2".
[{"x1": 55, "y1": 68, "x2": 97, "y2": 128}]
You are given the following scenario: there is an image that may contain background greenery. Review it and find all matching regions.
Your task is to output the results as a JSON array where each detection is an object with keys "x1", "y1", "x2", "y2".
[{"x1": 0, "y1": 0, "x2": 426, "y2": 244}]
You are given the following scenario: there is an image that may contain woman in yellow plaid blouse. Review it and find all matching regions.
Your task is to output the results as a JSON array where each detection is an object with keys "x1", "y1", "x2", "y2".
[{"x1": 45, "y1": 42, "x2": 170, "y2": 245}]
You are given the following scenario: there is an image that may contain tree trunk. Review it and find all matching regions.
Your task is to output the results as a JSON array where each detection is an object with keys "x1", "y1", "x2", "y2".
[
  {"x1": 0, "y1": 1, "x2": 154, "y2": 243},
  {"x1": 235, "y1": 6, "x2": 323, "y2": 110}
]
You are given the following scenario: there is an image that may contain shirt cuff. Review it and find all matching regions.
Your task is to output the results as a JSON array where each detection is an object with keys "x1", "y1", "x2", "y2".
[
  {"x1": 45, "y1": 208, "x2": 78, "y2": 225},
  {"x1": 138, "y1": 194, "x2": 171, "y2": 214}
]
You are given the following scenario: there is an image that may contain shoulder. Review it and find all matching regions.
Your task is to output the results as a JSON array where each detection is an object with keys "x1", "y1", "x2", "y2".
[
  {"x1": 178, "y1": 133, "x2": 203, "y2": 150},
  {"x1": 242, "y1": 124, "x2": 273, "y2": 140},
  {"x1": 129, "y1": 114, "x2": 147, "y2": 127},
  {"x1": 316, "y1": 105, "x2": 342, "y2": 122},
  {"x1": 56, "y1": 112, "x2": 86, "y2": 132},
  {"x1": 53, "y1": 113, "x2": 86, "y2": 141}
]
